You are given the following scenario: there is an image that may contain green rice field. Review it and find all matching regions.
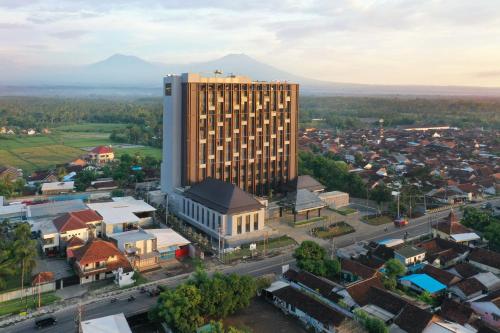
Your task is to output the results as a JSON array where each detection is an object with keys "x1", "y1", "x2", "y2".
[{"x1": 0, "y1": 123, "x2": 161, "y2": 173}]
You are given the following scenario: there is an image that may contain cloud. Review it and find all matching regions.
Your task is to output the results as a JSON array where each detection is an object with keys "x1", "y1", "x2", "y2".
[
  {"x1": 474, "y1": 71, "x2": 500, "y2": 78},
  {"x1": 1, "y1": 0, "x2": 500, "y2": 86},
  {"x1": 50, "y1": 30, "x2": 87, "y2": 39}
]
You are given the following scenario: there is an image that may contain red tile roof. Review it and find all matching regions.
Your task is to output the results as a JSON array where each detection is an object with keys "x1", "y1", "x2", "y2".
[
  {"x1": 469, "y1": 248, "x2": 500, "y2": 270},
  {"x1": 32, "y1": 272, "x2": 54, "y2": 286},
  {"x1": 433, "y1": 210, "x2": 471, "y2": 235},
  {"x1": 341, "y1": 259, "x2": 377, "y2": 280},
  {"x1": 91, "y1": 145, "x2": 113, "y2": 154},
  {"x1": 72, "y1": 239, "x2": 124, "y2": 265},
  {"x1": 67, "y1": 236, "x2": 85, "y2": 248},
  {"x1": 53, "y1": 209, "x2": 102, "y2": 233}
]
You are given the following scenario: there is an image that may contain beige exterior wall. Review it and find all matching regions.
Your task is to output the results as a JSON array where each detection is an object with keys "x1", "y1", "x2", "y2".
[
  {"x1": 180, "y1": 197, "x2": 265, "y2": 238},
  {"x1": 60, "y1": 228, "x2": 88, "y2": 243}
]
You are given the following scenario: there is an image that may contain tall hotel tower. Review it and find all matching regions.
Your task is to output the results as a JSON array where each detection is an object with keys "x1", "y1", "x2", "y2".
[{"x1": 161, "y1": 73, "x2": 298, "y2": 196}]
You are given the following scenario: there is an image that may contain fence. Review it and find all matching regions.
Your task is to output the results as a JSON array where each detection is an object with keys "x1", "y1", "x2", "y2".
[{"x1": 0, "y1": 283, "x2": 55, "y2": 303}]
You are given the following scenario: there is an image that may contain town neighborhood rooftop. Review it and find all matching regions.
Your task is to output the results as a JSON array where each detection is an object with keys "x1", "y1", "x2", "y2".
[
  {"x1": 400, "y1": 274, "x2": 447, "y2": 293},
  {"x1": 80, "y1": 313, "x2": 132, "y2": 333},
  {"x1": 87, "y1": 197, "x2": 156, "y2": 225},
  {"x1": 144, "y1": 228, "x2": 190, "y2": 248}
]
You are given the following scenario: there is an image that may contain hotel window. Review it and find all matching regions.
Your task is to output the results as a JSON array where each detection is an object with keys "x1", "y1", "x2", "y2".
[
  {"x1": 237, "y1": 216, "x2": 242, "y2": 234},
  {"x1": 191, "y1": 203, "x2": 194, "y2": 218},
  {"x1": 245, "y1": 215, "x2": 251, "y2": 233},
  {"x1": 164, "y1": 83, "x2": 172, "y2": 96},
  {"x1": 254, "y1": 213, "x2": 259, "y2": 230},
  {"x1": 218, "y1": 215, "x2": 221, "y2": 229},
  {"x1": 196, "y1": 206, "x2": 199, "y2": 220},
  {"x1": 201, "y1": 208, "x2": 205, "y2": 224}
]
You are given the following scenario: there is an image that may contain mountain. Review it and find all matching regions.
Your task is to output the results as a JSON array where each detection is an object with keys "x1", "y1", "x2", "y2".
[{"x1": 1, "y1": 53, "x2": 500, "y2": 96}]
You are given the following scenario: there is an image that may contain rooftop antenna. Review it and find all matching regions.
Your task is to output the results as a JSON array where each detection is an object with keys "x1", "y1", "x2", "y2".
[{"x1": 214, "y1": 69, "x2": 223, "y2": 77}]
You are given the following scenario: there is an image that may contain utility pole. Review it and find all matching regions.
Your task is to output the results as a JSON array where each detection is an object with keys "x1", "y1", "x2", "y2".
[{"x1": 75, "y1": 303, "x2": 83, "y2": 333}]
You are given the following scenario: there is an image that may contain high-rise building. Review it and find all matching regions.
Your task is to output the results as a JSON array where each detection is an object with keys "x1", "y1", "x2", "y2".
[{"x1": 161, "y1": 73, "x2": 298, "y2": 196}]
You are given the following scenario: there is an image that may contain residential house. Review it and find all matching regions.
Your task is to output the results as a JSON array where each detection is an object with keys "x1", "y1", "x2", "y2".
[
  {"x1": 418, "y1": 238, "x2": 469, "y2": 268},
  {"x1": 473, "y1": 272, "x2": 500, "y2": 292},
  {"x1": 469, "y1": 248, "x2": 500, "y2": 275},
  {"x1": 282, "y1": 269, "x2": 343, "y2": 308},
  {"x1": 89, "y1": 146, "x2": 114, "y2": 164},
  {"x1": 470, "y1": 290, "x2": 500, "y2": 329},
  {"x1": 432, "y1": 211, "x2": 480, "y2": 245},
  {"x1": 264, "y1": 281, "x2": 347, "y2": 333},
  {"x1": 70, "y1": 239, "x2": 134, "y2": 286},
  {"x1": 27, "y1": 170, "x2": 58, "y2": 185},
  {"x1": 144, "y1": 228, "x2": 191, "y2": 261},
  {"x1": 340, "y1": 259, "x2": 378, "y2": 283},
  {"x1": 439, "y1": 299, "x2": 477, "y2": 329},
  {"x1": 449, "y1": 278, "x2": 486, "y2": 301},
  {"x1": 393, "y1": 303, "x2": 438, "y2": 333},
  {"x1": 41, "y1": 181, "x2": 75, "y2": 195},
  {"x1": 110, "y1": 229, "x2": 159, "y2": 271},
  {"x1": 422, "y1": 264, "x2": 462, "y2": 287},
  {"x1": 80, "y1": 313, "x2": 132, "y2": 333},
  {"x1": 400, "y1": 274, "x2": 447, "y2": 295},
  {"x1": 87, "y1": 197, "x2": 156, "y2": 236},
  {"x1": 394, "y1": 245, "x2": 426, "y2": 266},
  {"x1": 448, "y1": 263, "x2": 481, "y2": 279},
  {"x1": 422, "y1": 321, "x2": 477, "y2": 333},
  {"x1": 0, "y1": 166, "x2": 23, "y2": 181},
  {"x1": 53, "y1": 209, "x2": 103, "y2": 247},
  {"x1": 39, "y1": 219, "x2": 60, "y2": 256}
]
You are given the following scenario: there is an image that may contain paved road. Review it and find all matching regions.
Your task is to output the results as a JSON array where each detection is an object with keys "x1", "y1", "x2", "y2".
[
  {"x1": 3, "y1": 253, "x2": 296, "y2": 333},
  {"x1": 333, "y1": 198, "x2": 500, "y2": 248}
]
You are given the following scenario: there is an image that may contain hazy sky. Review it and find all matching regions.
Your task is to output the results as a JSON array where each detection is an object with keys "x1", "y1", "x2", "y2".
[{"x1": 1, "y1": 0, "x2": 500, "y2": 86}]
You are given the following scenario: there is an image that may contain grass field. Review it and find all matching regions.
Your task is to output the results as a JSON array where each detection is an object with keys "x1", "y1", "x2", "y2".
[
  {"x1": 0, "y1": 292, "x2": 60, "y2": 316},
  {"x1": 0, "y1": 123, "x2": 161, "y2": 173},
  {"x1": 362, "y1": 214, "x2": 393, "y2": 225}
]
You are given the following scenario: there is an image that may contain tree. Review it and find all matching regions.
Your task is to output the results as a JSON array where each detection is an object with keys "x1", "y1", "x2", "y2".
[
  {"x1": 370, "y1": 185, "x2": 392, "y2": 205},
  {"x1": 484, "y1": 223, "x2": 500, "y2": 251},
  {"x1": 13, "y1": 223, "x2": 37, "y2": 303},
  {"x1": 354, "y1": 309, "x2": 388, "y2": 333},
  {"x1": 294, "y1": 241, "x2": 341, "y2": 279},
  {"x1": 462, "y1": 207, "x2": 497, "y2": 232},
  {"x1": 150, "y1": 284, "x2": 204, "y2": 333},
  {"x1": 384, "y1": 259, "x2": 406, "y2": 279},
  {"x1": 294, "y1": 240, "x2": 326, "y2": 263},
  {"x1": 74, "y1": 169, "x2": 97, "y2": 192}
]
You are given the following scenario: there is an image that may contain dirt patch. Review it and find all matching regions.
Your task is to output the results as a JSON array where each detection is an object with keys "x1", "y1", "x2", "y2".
[{"x1": 223, "y1": 297, "x2": 307, "y2": 333}]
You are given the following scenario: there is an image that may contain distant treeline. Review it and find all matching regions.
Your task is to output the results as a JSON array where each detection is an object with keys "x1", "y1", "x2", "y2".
[
  {"x1": 300, "y1": 96, "x2": 500, "y2": 129},
  {"x1": 0, "y1": 95, "x2": 498, "y2": 146},
  {"x1": 0, "y1": 96, "x2": 163, "y2": 147}
]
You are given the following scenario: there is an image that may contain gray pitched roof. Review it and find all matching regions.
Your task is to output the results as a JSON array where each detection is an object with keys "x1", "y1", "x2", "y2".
[
  {"x1": 286, "y1": 189, "x2": 326, "y2": 213},
  {"x1": 284, "y1": 175, "x2": 325, "y2": 192},
  {"x1": 185, "y1": 178, "x2": 263, "y2": 215}
]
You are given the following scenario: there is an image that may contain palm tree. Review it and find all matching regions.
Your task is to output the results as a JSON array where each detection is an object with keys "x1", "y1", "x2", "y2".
[{"x1": 13, "y1": 223, "x2": 37, "y2": 306}]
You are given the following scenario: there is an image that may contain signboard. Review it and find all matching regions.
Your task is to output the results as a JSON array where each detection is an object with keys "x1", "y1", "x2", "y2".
[
  {"x1": 249, "y1": 243, "x2": 257, "y2": 251},
  {"x1": 282, "y1": 264, "x2": 290, "y2": 274}
]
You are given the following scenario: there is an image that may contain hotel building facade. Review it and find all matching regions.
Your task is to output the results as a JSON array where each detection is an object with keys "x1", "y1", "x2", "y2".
[{"x1": 161, "y1": 73, "x2": 299, "y2": 196}]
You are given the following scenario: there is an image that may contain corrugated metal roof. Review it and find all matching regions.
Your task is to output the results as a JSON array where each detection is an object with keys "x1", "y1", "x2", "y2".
[{"x1": 400, "y1": 274, "x2": 446, "y2": 293}]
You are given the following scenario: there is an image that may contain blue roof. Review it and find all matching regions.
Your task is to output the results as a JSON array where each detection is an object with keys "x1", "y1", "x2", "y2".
[{"x1": 400, "y1": 274, "x2": 446, "y2": 293}]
